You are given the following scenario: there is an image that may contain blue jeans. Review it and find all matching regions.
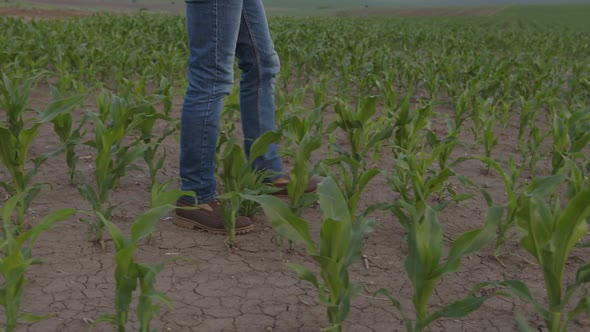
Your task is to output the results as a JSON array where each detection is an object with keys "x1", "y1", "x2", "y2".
[{"x1": 180, "y1": 0, "x2": 283, "y2": 204}]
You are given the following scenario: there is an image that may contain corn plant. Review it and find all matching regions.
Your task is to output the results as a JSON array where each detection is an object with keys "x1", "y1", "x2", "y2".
[
  {"x1": 218, "y1": 132, "x2": 281, "y2": 247},
  {"x1": 479, "y1": 112, "x2": 499, "y2": 172},
  {"x1": 46, "y1": 86, "x2": 87, "y2": 183},
  {"x1": 551, "y1": 108, "x2": 590, "y2": 175},
  {"x1": 95, "y1": 186, "x2": 191, "y2": 332},
  {"x1": 78, "y1": 91, "x2": 148, "y2": 244},
  {"x1": 377, "y1": 205, "x2": 502, "y2": 332},
  {"x1": 388, "y1": 96, "x2": 432, "y2": 159},
  {"x1": 384, "y1": 145, "x2": 474, "y2": 229},
  {"x1": 131, "y1": 101, "x2": 175, "y2": 188},
  {"x1": 425, "y1": 128, "x2": 460, "y2": 201},
  {"x1": 0, "y1": 194, "x2": 75, "y2": 332},
  {"x1": 242, "y1": 177, "x2": 375, "y2": 331},
  {"x1": 215, "y1": 87, "x2": 240, "y2": 173},
  {"x1": 518, "y1": 123, "x2": 548, "y2": 173},
  {"x1": 0, "y1": 74, "x2": 83, "y2": 233},
  {"x1": 455, "y1": 156, "x2": 522, "y2": 258},
  {"x1": 322, "y1": 96, "x2": 392, "y2": 217},
  {"x1": 279, "y1": 107, "x2": 323, "y2": 216},
  {"x1": 483, "y1": 174, "x2": 590, "y2": 332}
]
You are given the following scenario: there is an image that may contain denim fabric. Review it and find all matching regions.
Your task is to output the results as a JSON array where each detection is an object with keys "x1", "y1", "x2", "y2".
[{"x1": 181, "y1": 0, "x2": 283, "y2": 204}]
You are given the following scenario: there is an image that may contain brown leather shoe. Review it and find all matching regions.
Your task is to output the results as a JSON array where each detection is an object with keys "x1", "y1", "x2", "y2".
[
  {"x1": 174, "y1": 199, "x2": 255, "y2": 235},
  {"x1": 269, "y1": 175, "x2": 322, "y2": 197}
]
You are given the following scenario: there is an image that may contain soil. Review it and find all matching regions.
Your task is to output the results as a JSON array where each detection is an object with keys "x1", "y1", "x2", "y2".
[{"x1": 1, "y1": 7, "x2": 589, "y2": 332}]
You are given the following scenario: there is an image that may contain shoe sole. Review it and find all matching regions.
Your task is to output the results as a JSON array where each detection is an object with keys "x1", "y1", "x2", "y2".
[{"x1": 174, "y1": 215, "x2": 255, "y2": 235}]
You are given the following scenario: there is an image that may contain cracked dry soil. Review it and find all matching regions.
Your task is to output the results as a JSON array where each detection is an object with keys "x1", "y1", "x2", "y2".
[
  {"x1": 0, "y1": 8, "x2": 589, "y2": 332},
  {"x1": 0, "y1": 83, "x2": 586, "y2": 332}
]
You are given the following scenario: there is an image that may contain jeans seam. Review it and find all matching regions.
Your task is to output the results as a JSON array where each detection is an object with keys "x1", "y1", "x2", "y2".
[
  {"x1": 199, "y1": 0, "x2": 219, "y2": 187},
  {"x1": 241, "y1": 9, "x2": 264, "y2": 149}
]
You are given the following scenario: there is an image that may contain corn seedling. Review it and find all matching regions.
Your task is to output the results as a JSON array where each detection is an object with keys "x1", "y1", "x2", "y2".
[
  {"x1": 95, "y1": 186, "x2": 190, "y2": 332},
  {"x1": 482, "y1": 175, "x2": 590, "y2": 332},
  {"x1": 47, "y1": 86, "x2": 87, "y2": 183},
  {"x1": 218, "y1": 132, "x2": 281, "y2": 247},
  {"x1": 78, "y1": 91, "x2": 148, "y2": 244},
  {"x1": 384, "y1": 146, "x2": 473, "y2": 230},
  {"x1": 426, "y1": 127, "x2": 460, "y2": 201},
  {"x1": 388, "y1": 96, "x2": 432, "y2": 159},
  {"x1": 279, "y1": 107, "x2": 323, "y2": 216},
  {"x1": 551, "y1": 108, "x2": 590, "y2": 175},
  {"x1": 0, "y1": 194, "x2": 75, "y2": 332},
  {"x1": 455, "y1": 155, "x2": 522, "y2": 258},
  {"x1": 323, "y1": 96, "x2": 392, "y2": 217},
  {"x1": 242, "y1": 177, "x2": 375, "y2": 331},
  {"x1": 0, "y1": 74, "x2": 83, "y2": 233},
  {"x1": 376, "y1": 205, "x2": 502, "y2": 332}
]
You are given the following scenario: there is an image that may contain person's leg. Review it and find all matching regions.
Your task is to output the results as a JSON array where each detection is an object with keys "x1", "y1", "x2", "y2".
[
  {"x1": 181, "y1": 0, "x2": 243, "y2": 204},
  {"x1": 235, "y1": 0, "x2": 283, "y2": 177}
]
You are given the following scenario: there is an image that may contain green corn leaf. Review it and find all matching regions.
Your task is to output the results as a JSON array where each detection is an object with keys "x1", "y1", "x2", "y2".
[
  {"x1": 319, "y1": 218, "x2": 350, "y2": 266},
  {"x1": 313, "y1": 254, "x2": 343, "y2": 304},
  {"x1": 322, "y1": 155, "x2": 360, "y2": 169},
  {"x1": 318, "y1": 176, "x2": 351, "y2": 223},
  {"x1": 229, "y1": 143, "x2": 246, "y2": 180},
  {"x1": 0, "y1": 180, "x2": 15, "y2": 196},
  {"x1": 287, "y1": 263, "x2": 321, "y2": 290},
  {"x1": 516, "y1": 195, "x2": 553, "y2": 259},
  {"x1": 51, "y1": 113, "x2": 73, "y2": 143},
  {"x1": 17, "y1": 124, "x2": 41, "y2": 164},
  {"x1": 361, "y1": 127, "x2": 393, "y2": 157},
  {"x1": 343, "y1": 217, "x2": 375, "y2": 269},
  {"x1": 374, "y1": 288, "x2": 411, "y2": 327},
  {"x1": 38, "y1": 94, "x2": 86, "y2": 123},
  {"x1": 23, "y1": 185, "x2": 43, "y2": 212},
  {"x1": 525, "y1": 174, "x2": 568, "y2": 197},
  {"x1": 425, "y1": 167, "x2": 455, "y2": 193},
  {"x1": 357, "y1": 169, "x2": 380, "y2": 195},
  {"x1": 337, "y1": 283, "x2": 363, "y2": 323},
  {"x1": 248, "y1": 130, "x2": 281, "y2": 165},
  {"x1": 553, "y1": 189, "x2": 590, "y2": 267},
  {"x1": 358, "y1": 95, "x2": 378, "y2": 124},
  {"x1": 436, "y1": 205, "x2": 502, "y2": 276},
  {"x1": 16, "y1": 208, "x2": 76, "y2": 248},
  {"x1": 94, "y1": 313, "x2": 117, "y2": 325},
  {"x1": 141, "y1": 291, "x2": 173, "y2": 310},
  {"x1": 565, "y1": 296, "x2": 590, "y2": 329},
  {"x1": 451, "y1": 193, "x2": 476, "y2": 203},
  {"x1": 0, "y1": 127, "x2": 18, "y2": 168},
  {"x1": 405, "y1": 208, "x2": 443, "y2": 320},
  {"x1": 19, "y1": 312, "x2": 55, "y2": 323},
  {"x1": 98, "y1": 214, "x2": 126, "y2": 251},
  {"x1": 150, "y1": 180, "x2": 194, "y2": 208},
  {"x1": 576, "y1": 264, "x2": 590, "y2": 284},
  {"x1": 515, "y1": 313, "x2": 534, "y2": 332},
  {"x1": 482, "y1": 280, "x2": 549, "y2": 319},
  {"x1": 425, "y1": 296, "x2": 487, "y2": 327},
  {"x1": 130, "y1": 205, "x2": 175, "y2": 243},
  {"x1": 406, "y1": 207, "x2": 442, "y2": 281},
  {"x1": 115, "y1": 246, "x2": 139, "y2": 287},
  {"x1": 78, "y1": 184, "x2": 100, "y2": 210},
  {"x1": 241, "y1": 194, "x2": 316, "y2": 255},
  {"x1": 1, "y1": 195, "x2": 21, "y2": 231}
]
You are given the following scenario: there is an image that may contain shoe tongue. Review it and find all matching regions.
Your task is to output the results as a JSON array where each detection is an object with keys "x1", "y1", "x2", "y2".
[
  {"x1": 273, "y1": 177, "x2": 290, "y2": 185},
  {"x1": 197, "y1": 203, "x2": 214, "y2": 212}
]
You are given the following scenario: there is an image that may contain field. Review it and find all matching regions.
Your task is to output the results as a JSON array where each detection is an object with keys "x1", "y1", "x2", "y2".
[{"x1": 1, "y1": 2, "x2": 590, "y2": 332}]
